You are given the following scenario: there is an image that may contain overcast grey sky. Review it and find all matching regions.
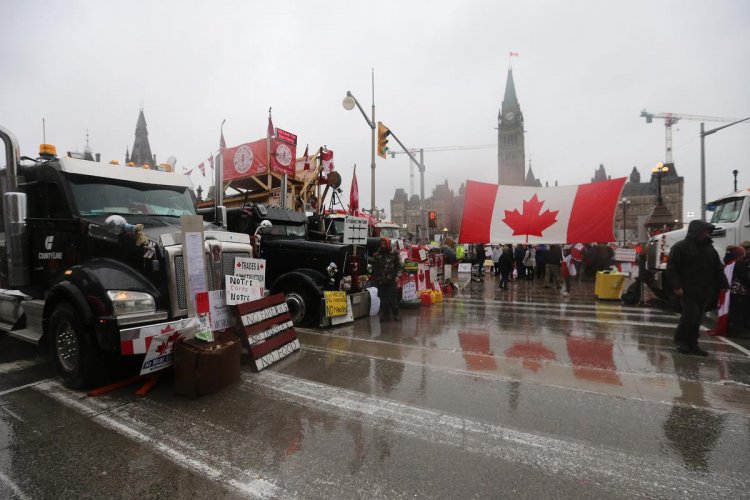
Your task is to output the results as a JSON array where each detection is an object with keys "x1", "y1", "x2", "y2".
[{"x1": 2, "y1": 0, "x2": 749, "y2": 220}]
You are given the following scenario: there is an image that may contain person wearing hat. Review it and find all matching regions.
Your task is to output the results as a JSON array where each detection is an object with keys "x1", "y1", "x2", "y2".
[
  {"x1": 666, "y1": 220, "x2": 729, "y2": 355},
  {"x1": 372, "y1": 237, "x2": 402, "y2": 321}
]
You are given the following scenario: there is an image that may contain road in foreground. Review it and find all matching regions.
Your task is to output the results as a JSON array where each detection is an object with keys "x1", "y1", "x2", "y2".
[{"x1": 1, "y1": 276, "x2": 749, "y2": 498}]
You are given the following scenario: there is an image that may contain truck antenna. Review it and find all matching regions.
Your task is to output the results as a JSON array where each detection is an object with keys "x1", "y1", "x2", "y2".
[{"x1": 42, "y1": 118, "x2": 46, "y2": 144}]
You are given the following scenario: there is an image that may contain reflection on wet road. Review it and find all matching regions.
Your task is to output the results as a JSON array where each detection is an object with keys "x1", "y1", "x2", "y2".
[{"x1": 1, "y1": 276, "x2": 749, "y2": 498}]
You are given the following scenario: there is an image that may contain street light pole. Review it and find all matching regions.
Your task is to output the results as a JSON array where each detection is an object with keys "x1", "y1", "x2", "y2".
[
  {"x1": 699, "y1": 116, "x2": 750, "y2": 220},
  {"x1": 620, "y1": 197, "x2": 630, "y2": 246},
  {"x1": 343, "y1": 71, "x2": 377, "y2": 218}
]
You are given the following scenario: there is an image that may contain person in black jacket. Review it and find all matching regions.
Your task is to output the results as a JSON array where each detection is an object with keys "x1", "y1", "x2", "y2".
[
  {"x1": 666, "y1": 220, "x2": 729, "y2": 356},
  {"x1": 497, "y1": 245, "x2": 513, "y2": 290}
]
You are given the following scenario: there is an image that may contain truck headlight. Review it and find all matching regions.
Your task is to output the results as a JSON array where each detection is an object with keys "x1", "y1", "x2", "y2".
[
  {"x1": 106, "y1": 290, "x2": 156, "y2": 316},
  {"x1": 327, "y1": 262, "x2": 338, "y2": 277}
]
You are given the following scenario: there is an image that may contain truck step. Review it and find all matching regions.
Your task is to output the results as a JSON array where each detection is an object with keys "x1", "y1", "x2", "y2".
[{"x1": 6, "y1": 328, "x2": 43, "y2": 345}]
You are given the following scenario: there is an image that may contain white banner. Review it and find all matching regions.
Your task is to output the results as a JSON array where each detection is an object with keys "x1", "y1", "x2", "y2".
[{"x1": 225, "y1": 275, "x2": 263, "y2": 305}]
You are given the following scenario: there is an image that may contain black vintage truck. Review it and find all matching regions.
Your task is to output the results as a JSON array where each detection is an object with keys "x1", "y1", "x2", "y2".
[
  {"x1": 217, "y1": 204, "x2": 369, "y2": 326},
  {"x1": 0, "y1": 125, "x2": 253, "y2": 388}
]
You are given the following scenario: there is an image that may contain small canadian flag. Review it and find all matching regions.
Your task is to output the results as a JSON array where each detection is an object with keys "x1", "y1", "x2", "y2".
[{"x1": 459, "y1": 178, "x2": 626, "y2": 243}]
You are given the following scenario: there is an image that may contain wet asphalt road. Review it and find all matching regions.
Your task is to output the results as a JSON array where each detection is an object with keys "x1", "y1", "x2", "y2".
[{"x1": 1, "y1": 274, "x2": 749, "y2": 499}]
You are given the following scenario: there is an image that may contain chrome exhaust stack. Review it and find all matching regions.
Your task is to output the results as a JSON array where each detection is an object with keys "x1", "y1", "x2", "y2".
[{"x1": 0, "y1": 125, "x2": 29, "y2": 287}]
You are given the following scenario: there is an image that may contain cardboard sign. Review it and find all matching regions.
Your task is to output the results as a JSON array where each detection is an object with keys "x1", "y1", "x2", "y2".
[
  {"x1": 234, "y1": 257, "x2": 266, "y2": 290},
  {"x1": 233, "y1": 294, "x2": 299, "y2": 371},
  {"x1": 418, "y1": 249, "x2": 428, "y2": 261},
  {"x1": 208, "y1": 290, "x2": 235, "y2": 331},
  {"x1": 140, "y1": 317, "x2": 198, "y2": 375},
  {"x1": 225, "y1": 275, "x2": 263, "y2": 305},
  {"x1": 458, "y1": 263, "x2": 472, "y2": 273},
  {"x1": 429, "y1": 266, "x2": 438, "y2": 284},
  {"x1": 614, "y1": 248, "x2": 637, "y2": 262},
  {"x1": 444, "y1": 264, "x2": 452, "y2": 281},
  {"x1": 180, "y1": 216, "x2": 207, "y2": 316},
  {"x1": 402, "y1": 281, "x2": 417, "y2": 301},
  {"x1": 324, "y1": 291, "x2": 348, "y2": 317},
  {"x1": 343, "y1": 216, "x2": 369, "y2": 245},
  {"x1": 330, "y1": 297, "x2": 354, "y2": 325}
]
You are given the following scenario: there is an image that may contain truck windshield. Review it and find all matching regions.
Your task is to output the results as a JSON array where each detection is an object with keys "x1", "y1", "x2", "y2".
[
  {"x1": 379, "y1": 227, "x2": 400, "y2": 238},
  {"x1": 269, "y1": 223, "x2": 307, "y2": 237},
  {"x1": 709, "y1": 197, "x2": 745, "y2": 224},
  {"x1": 67, "y1": 174, "x2": 196, "y2": 217}
]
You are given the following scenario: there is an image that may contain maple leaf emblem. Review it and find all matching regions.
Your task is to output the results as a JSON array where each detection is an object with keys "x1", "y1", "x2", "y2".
[
  {"x1": 502, "y1": 194, "x2": 559, "y2": 242},
  {"x1": 155, "y1": 331, "x2": 182, "y2": 355}
]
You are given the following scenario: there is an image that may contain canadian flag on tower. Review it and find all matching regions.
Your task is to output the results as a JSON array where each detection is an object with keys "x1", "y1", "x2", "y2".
[{"x1": 459, "y1": 178, "x2": 626, "y2": 243}]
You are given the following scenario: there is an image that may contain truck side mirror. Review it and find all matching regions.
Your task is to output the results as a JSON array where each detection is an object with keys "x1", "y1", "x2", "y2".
[{"x1": 710, "y1": 227, "x2": 726, "y2": 238}]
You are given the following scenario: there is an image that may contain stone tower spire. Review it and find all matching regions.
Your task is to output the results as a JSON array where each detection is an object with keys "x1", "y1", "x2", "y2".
[
  {"x1": 497, "y1": 67, "x2": 525, "y2": 185},
  {"x1": 130, "y1": 108, "x2": 154, "y2": 167}
]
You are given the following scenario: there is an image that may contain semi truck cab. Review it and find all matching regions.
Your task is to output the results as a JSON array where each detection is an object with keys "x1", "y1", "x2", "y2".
[
  {"x1": 645, "y1": 188, "x2": 750, "y2": 297},
  {"x1": 0, "y1": 125, "x2": 252, "y2": 388}
]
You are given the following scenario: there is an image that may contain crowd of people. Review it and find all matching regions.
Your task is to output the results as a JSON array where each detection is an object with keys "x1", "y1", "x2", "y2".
[
  {"x1": 369, "y1": 230, "x2": 750, "y2": 349},
  {"x1": 477, "y1": 242, "x2": 617, "y2": 296}
]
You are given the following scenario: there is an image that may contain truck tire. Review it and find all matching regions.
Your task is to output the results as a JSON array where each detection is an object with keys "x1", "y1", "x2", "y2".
[
  {"x1": 49, "y1": 303, "x2": 98, "y2": 389},
  {"x1": 285, "y1": 286, "x2": 318, "y2": 327}
]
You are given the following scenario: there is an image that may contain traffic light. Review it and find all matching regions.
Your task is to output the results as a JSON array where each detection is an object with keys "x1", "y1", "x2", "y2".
[
  {"x1": 377, "y1": 122, "x2": 390, "y2": 159},
  {"x1": 428, "y1": 210, "x2": 437, "y2": 228}
]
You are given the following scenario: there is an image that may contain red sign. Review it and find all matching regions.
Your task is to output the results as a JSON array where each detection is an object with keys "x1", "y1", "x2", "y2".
[
  {"x1": 223, "y1": 139, "x2": 296, "y2": 181},
  {"x1": 276, "y1": 128, "x2": 297, "y2": 146}
]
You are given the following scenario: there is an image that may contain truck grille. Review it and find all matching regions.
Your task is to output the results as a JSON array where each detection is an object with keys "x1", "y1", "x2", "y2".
[{"x1": 174, "y1": 252, "x2": 249, "y2": 310}]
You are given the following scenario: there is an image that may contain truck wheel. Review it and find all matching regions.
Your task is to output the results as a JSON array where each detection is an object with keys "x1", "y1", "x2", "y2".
[
  {"x1": 285, "y1": 287, "x2": 318, "y2": 327},
  {"x1": 49, "y1": 303, "x2": 97, "y2": 389}
]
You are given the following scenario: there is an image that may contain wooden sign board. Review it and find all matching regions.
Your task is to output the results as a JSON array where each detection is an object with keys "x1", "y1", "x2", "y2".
[{"x1": 234, "y1": 293, "x2": 299, "y2": 371}]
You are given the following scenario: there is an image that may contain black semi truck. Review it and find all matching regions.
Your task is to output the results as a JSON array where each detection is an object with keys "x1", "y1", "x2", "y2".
[{"x1": 0, "y1": 125, "x2": 252, "y2": 388}]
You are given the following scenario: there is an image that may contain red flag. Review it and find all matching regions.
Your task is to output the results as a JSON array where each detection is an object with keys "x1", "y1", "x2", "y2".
[
  {"x1": 349, "y1": 166, "x2": 359, "y2": 214},
  {"x1": 207, "y1": 154, "x2": 214, "y2": 170},
  {"x1": 267, "y1": 114, "x2": 275, "y2": 140},
  {"x1": 510, "y1": 51, "x2": 519, "y2": 57},
  {"x1": 459, "y1": 178, "x2": 626, "y2": 244},
  {"x1": 708, "y1": 262, "x2": 735, "y2": 336},
  {"x1": 302, "y1": 145, "x2": 310, "y2": 170},
  {"x1": 197, "y1": 162, "x2": 205, "y2": 177},
  {"x1": 320, "y1": 148, "x2": 334, "y2": 174}
]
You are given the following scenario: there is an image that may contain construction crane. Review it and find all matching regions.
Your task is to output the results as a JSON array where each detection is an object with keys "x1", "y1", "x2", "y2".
[
  {"x1": 640, "y1": 109, "x2": 743, "y2": 163},
  {"x1": 389, "y1": 144, "x2": 495, "y2": 198}
]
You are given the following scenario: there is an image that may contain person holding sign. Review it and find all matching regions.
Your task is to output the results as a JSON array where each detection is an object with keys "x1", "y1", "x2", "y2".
[{"x1": 372, "y1": 238, "x2": 402, "y2": 321}]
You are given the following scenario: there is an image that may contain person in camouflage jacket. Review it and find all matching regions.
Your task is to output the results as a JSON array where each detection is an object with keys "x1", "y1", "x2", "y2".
[{"x1": 372, "y1": 238, "x2": 402, "y2": 321}]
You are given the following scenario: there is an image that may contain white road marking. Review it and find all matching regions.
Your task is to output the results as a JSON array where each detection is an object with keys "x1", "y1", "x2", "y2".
[
  {"x1": 0, "y1": 358, "x2": 46, "y2": 374},
  {"x1": 0, "y1": 469, "x2": 30, "y2": 500},
  {"x1": 245, "y1": 371, "x2": 741, "y2": 498},
  {"x1": 33, "y1": 381, "x2": 281, "y2": 499},
  {"x1": 0, "y1": 379, "x2": 54, "y2": 398},
  {"x1": 455, "y1": 301, "x2": 682, "y2": 329},
  {"x1": 718, "y1": 336, "x2": 750, "y2": 357}
]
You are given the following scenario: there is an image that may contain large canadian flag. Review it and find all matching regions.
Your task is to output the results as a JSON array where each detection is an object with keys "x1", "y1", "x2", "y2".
[{"x1": 459, "y1": 178, "x2": 626, "y2": 243}]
